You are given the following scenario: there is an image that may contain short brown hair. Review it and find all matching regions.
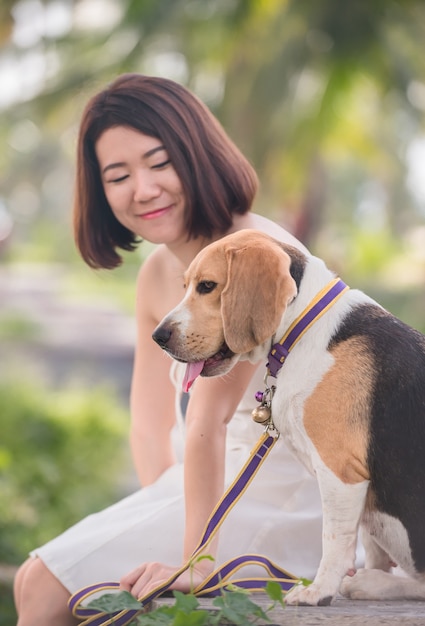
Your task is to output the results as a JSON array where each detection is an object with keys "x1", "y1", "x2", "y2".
[{"x1": 73, "y1": 74, "x2": 258, "y2": 269}]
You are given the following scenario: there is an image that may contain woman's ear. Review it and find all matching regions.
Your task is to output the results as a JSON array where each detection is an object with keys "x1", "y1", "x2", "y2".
[{"x1": 221, "y1": 243, "x2": 297, "y2": 354}]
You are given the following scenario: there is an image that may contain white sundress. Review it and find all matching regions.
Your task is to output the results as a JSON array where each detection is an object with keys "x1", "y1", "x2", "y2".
[{"x1": 31, "y1": 362, "x2": 324, "y2": 594}]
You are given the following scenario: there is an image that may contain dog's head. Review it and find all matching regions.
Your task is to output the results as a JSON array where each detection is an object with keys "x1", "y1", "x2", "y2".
[{"x1": 152, "y1": 229, "x2": 301, "y2": 391}]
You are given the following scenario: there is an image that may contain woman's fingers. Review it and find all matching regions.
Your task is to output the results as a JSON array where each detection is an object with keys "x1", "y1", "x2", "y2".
[
  {"x1": 120, "y1": 564, "x2": 147, "y2": 592},
  {"x1": 120, "y1": 560, "x2": 213, "y2": 599},
  {"x1": 120, "y1": 562, "x2": 186, "y2": 599}
]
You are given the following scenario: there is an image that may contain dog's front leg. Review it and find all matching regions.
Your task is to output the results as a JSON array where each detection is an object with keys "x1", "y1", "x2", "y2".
[{"x1": 286, "y1": 464, "x2": 369, "y2": 606}]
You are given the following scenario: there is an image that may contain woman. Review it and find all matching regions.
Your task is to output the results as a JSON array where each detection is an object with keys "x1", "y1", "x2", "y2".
[{"x1": 14, "y1": 74, "x2": 322, "y2": 625}]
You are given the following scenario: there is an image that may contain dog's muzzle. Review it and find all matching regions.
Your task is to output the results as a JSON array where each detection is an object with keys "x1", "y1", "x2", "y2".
[{"x1": 152, "y1": 325, "x2": 172, "y2": 349}]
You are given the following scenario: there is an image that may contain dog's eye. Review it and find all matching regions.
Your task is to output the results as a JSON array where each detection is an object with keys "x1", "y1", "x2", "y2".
[{"x1": 197, "y1": 281, "x2": 217, "y2": 294}]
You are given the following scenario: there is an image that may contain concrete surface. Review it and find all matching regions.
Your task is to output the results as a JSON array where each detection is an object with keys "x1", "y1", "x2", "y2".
[
  {"x1": 257, "y1": 595, "x2": 425, "y2": 625},
  {"x1": 157, "y1": 594, "x2": 425, "y2": 625}
]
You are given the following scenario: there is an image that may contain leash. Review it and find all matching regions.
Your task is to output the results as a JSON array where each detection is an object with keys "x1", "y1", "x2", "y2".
[
  {"x1": 69, "y1": 428, "x2": 298, "y2": 625},
  {"x1": 69, "y1": 277, "x2": 349, "y2": 625}
]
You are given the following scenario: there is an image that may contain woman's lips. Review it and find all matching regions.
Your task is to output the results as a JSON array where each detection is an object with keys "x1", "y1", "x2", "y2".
[{"x1": 138, "y1": 206, "x2": 173, "y2": 220}]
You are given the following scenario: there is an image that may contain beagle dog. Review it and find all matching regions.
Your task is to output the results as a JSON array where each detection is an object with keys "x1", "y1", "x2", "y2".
[{"x1": 152, "y1": 229, "x2": 425, "y2": 606}]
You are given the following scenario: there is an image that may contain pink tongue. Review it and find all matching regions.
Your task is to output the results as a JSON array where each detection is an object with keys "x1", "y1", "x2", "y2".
[{"x1": 183, "y1": 361, "x2": 205, "y2": 393}]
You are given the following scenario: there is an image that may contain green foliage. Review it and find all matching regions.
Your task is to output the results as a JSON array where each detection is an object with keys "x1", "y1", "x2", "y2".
[
  {"x1": 0, "y1": 378, "x2": 129, "y2": 564},
  {"x1": 86, "y1": 580, "x2": 297, "y2": 625},
  {"x1": 88, "y1": 590, "x2": 144, "y2": 613},
  {"x1": 0, "y1": 313, "x2": 40, "y2": 341},
  {"x1": 1, "y1": 0, "x2": 424, "y2": 332},
  {"x1": 316, "y1": 226, "x2": 425, "y2": 334},
  {"x1": 0, "y1": 580, "x2": 17, "y2": 626},
  {"x1": 342, "y1": 228, "x2": 402, "y2": 281},
  {"x1": 264, "y1": 580, "x2": 287, "y2": 604},
  {"x1": 62, "y1": 247, "x2": 148, "y2": 314},
  {"x1": 212, "y1": 588, "x2": 270, "y2": 625},
  {"x1": 2, "y1": 0, "x2": 425, "y2": 252}
]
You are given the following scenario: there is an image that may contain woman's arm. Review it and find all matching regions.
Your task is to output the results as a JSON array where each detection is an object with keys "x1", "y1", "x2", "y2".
[
  {"x1": 120, "y1": 359, "x2": 260, "y2": 598},
  {"x1": 129, "y1": 259, "x2": 177, "y2": 487},
  {"x1": 130, "y1": 338, "x2": 177, "y2": 486},
  {"x1": 182, "y1": 360, "x2": 260, "y2": 563}
]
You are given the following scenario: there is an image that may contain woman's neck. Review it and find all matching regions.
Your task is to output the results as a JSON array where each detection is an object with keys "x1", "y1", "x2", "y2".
[
  {"x1": 165, "y1": 214, "x2": 254, "y2": 270},
  {"x1": 165, "y1": 235, "x2": 211, "y2": 271}
]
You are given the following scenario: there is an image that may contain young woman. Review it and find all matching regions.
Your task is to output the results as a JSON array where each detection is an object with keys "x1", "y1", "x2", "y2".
[{"x1": 14, "y1": 74, "x2": 323, "y2": 625}]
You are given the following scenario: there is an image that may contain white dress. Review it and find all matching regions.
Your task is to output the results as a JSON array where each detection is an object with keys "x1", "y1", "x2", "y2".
[{"x1": 31, "y1": 362, "x2": 323, "y2": 594}]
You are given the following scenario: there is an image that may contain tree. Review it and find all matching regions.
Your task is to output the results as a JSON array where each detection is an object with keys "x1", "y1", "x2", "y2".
[{"x1": 0, "y1": 0, "x2": 424, "y2": 277}]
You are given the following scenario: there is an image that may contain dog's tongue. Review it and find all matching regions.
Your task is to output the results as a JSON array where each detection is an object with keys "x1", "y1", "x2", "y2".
[{"x1": 182, "y1": 361, "x2": 205, "y2": 393}]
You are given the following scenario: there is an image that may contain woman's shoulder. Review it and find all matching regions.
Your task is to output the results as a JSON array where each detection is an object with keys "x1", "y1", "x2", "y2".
[
  {"x1": 137, "y1": 245, "x2": 168, "y2": 282},
  {"x1": 135, "y1": 245, "x2": 185, "y2": 322}
]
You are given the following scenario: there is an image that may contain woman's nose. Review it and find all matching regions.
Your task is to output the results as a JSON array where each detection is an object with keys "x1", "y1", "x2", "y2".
[{"x1": 133, "y1": 170, "x2": 161, "y2": 202}]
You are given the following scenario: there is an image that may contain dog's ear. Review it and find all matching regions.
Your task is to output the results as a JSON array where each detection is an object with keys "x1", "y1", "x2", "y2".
[{"x1": 221, "y1": 243, "x2": 297, "y2": 354}]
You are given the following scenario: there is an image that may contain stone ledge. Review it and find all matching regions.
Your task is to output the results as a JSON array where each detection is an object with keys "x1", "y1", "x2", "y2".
[{"x1": 156, "y1": 594, "x2": 425, "y2": 625}]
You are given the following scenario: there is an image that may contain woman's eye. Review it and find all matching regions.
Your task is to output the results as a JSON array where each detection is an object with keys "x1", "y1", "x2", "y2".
[
  {"x1": 197, "y1": 281, "x2": 217, "y2": 295},
  {"x1": 152, "y1": 159, "x2": 171, "y2": 170},
  {"x1": 107, "y1": 174, "x2": 129, "y2": 183}
]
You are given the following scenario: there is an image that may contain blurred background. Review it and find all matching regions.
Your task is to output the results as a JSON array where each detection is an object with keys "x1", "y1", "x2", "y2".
[{"x1": 1, "y1": 0, "x2": 425, "y2": 621}]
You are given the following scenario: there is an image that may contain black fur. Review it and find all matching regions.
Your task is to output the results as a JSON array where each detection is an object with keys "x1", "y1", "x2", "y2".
[
  {"x1": 279, "y1": 243, "x2": 307, "y2": 292},
  {"x1": 330, "y1": 303, "x2": 425, "y2": 571}
]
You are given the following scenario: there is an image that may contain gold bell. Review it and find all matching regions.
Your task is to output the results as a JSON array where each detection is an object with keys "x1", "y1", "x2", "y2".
[{"x1": 251, "y1": 405, "x2": 271, "y2": 424}]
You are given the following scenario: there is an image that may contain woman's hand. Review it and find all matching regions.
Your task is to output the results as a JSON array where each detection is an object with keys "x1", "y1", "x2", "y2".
[{"x1": 120, "y1": 560, "x2": 211, "y2": 600}]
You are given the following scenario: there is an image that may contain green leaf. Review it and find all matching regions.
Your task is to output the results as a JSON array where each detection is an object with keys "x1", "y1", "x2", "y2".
[
  {"x1": 172, "y1": 591, "x2": 200, "y2": 613},
  {"x1": 193, "y1": 554, "x2": 215, "y2": 564},
  {"x1": 265, "y1": 580, "x2": 284, "y2": 604},
  {"x1": 136, "y1": 606, "x2": 175, "y2": 625},
  {"x1": 87, "y1": 590, "x2": 143, "y2": 613},
  {"x1": 213, "y1": 590, "x2": 270, "y2": 625},
  {"x1": 173, "y1": 609, "x2": 210, "y2": 626},
  {"x1": 225, "y1": 583, "x2": 250, "y2": 595}
]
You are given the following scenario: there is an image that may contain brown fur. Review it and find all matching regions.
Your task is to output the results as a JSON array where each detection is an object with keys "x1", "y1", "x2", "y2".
[
  {"x1": 303, "y1": 337, "x2": 373, "y2": 484},
  {"x1": 183, "y1": 231, "x2": 297, "y2": 355}
]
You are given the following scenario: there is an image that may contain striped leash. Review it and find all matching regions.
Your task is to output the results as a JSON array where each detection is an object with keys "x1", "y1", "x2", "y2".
[{"x1": 68, "y1": 428, "x2": 298, "y2": 625}]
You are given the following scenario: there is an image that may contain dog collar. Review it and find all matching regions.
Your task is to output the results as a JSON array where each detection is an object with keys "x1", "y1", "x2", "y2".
[
  {"x1": 252, "y1": 277, "x2": 349, "y2": 428},
  {"x1": 267, "y1": 277, "x2": 349, "y2": 378}
]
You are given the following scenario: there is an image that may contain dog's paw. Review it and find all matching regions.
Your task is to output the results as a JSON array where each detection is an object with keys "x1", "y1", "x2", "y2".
[
  {"x1": 285, "y1": 582, "x2": 334, "y2": 606},
  {"x1": 340, "y1": 569, "x2": 386, "y2": 600}
]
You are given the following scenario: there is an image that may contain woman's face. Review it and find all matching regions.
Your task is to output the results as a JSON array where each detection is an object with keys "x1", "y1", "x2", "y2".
[{"x1": 95, "y1": 125, "x2": 187, "y2": 245}]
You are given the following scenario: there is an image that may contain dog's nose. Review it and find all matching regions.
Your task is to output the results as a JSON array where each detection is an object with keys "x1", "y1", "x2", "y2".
[{"x1": 152, "y1": 326, "x2": 172, "y2": 348}]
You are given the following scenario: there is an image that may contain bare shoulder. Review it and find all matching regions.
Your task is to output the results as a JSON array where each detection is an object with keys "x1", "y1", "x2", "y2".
[
  {"x1": 135, "y1": 245, "x2": 185, "y2": 324},
  {"x1": 137, "y1": 245, "x2": 168, "y2": 285}
]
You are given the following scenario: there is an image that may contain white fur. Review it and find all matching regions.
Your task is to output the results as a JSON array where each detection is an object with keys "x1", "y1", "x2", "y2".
[
  {"x1": 362, "y1": 510, "x2": 415, "y2": 576},
  {"x1": 287, "y1": 464, "x2": 369, "y2": 605},
  {"x1": 340, "y1": 568, "x2": 425, "y2": 601}
]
